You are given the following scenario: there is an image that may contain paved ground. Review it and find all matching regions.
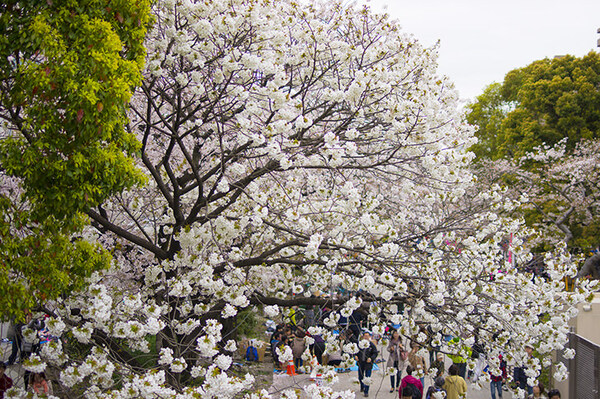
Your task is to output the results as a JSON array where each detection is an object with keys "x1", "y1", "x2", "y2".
[
  {"x1": 3, "y1": 338, "x2": 513, "y2": 398},
  {"x1": 269, "y1": 364, "x2": 513, "y2": 399},
  {"x1": 268, "y1": 341, "x2": 515, "y2": 399}
]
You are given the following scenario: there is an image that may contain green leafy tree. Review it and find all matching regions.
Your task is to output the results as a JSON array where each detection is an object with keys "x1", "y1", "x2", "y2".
[
  {"x1": 466, "y1": 82, "x2": 510, "y2": 159},
  {"x1": 468, "y1": 52, "x2": 600, "y2": 252},
  {"x1": 0, "y1": 0, "x2": 151, "y2": 319},
  {"x1": 468, "y1": 52, "x2": 600, "y2": 159}
]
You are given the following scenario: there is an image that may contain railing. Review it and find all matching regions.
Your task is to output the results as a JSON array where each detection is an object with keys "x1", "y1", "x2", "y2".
[{"x1": 559, "y1": 332, "x2": 600, "y2": 399}]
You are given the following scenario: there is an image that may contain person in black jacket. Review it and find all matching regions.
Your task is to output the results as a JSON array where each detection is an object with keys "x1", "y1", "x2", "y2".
[
  {"x1": 6, "y1": 321, "x2": 23, "y2": 366},
  {"x1": 355, "y1": 331, "x2": 378, "y2": 397},
  {"x1": 513, "y1": 344, "x2": 535, "y2": 396}
]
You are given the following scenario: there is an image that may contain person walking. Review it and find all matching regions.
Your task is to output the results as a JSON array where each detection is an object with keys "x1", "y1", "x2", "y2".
[
  {"x1": 443, "y1": 364, "x2": 467, "y2": 399},
  {"x1": 471, "y1": 336, "x2": 486, "y2": 383},
  {"x1": 490, "y1": 354, "x2": 507, "y2": 399},
  {"x1": 21, "y1": 317, "x2": 45, "y2": 391},
  {"x1": 514, "y1": 344, "x2": 536, "y2": 396},
  {"x1": 6, "y1": 320, "x2": 23, "y2": 365},
  {"x1": 425, "y1": 376, "x2": 446, "y2": 399},
  {"x1": 399, "y1": 365, "x2": 424, "y2": 399},
  {"x1": 429, "y1": 353, "x2": 445, "y2": 379},
  {"x1": 356, "y1": 331, "x2": 378, "y2": 397},
  {"x1": 408, "y1": 342, "x2": 427, "y2": 386},
  {"x1": 387, "y1": 330, "x2": 407, "y2": 392},
  {"x1": 448, "y1": 337, "x2": 470, "y2": 379}
]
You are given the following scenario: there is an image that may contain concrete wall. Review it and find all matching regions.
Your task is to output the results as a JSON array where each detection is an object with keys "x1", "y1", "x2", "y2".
[{"x1": 572, "y1": 292, "x2": 600, "y2": 346}]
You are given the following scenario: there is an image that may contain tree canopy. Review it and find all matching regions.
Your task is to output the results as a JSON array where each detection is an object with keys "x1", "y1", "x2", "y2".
[
  {"x1": 467, "y1": 52, "x2": 600, "y2": 252},
  {"x1": 468, "y1": 52, "x2": 600, "y2": 160},
  {"x1": 0, "y1": 0, "x2": 151, "y2": 319},
  {"x1": 3, "y1": 1, "x2": 595, "y2": 398}
]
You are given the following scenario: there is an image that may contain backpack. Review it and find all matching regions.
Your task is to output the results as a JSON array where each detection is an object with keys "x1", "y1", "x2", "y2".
[{"x1": 245, "y1": 345, "x2": 259, "y2": 362}]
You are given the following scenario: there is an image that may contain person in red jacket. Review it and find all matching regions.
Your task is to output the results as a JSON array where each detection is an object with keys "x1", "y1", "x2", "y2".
[
  {"x1": 399, "y1": 365, "x2": 424, "y2": 398},
  {"x1": 0, "y1": 363, "x2": 13, "y2": 399},
  {"x1": 490, "y1": 354, "x2": 507, "y2": 399}
]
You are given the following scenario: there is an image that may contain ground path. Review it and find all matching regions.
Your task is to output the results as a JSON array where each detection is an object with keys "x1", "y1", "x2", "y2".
[
  {"x1": 3, "y1": 337, "x2": 514, "y2": 398},
  {"x1": 269, "y1": 349, "x2": 514, "y2": 399},
  {"x1": 270, "y1": 366, "x2": 513, "y2": 399}
]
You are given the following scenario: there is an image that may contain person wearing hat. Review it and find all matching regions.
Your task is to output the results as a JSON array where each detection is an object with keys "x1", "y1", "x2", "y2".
[
  {"x1": 425, "y1": 376, "x2": 446, "y2": 399},
  {"x1": 0, "y1": 363, "x2": 13, "y2": 399},
  {"x1": 429, "y1": 353, "x2": 445, "y2": 379}
]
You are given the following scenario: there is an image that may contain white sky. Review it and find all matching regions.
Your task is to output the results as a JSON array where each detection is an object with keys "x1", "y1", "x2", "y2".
[{"x1": 361, "y1": 0, "x2": 600, "y2": 101}]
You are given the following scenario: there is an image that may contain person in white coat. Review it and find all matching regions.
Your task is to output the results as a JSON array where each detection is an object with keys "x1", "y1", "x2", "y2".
[{"x1": 386, "y1": 330, "x2": 407, "y2": 392}]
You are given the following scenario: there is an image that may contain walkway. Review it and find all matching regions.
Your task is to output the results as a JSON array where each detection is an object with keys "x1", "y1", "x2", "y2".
[{"x1": 269, "y1": 356, "x2": 513, "y2": 399}]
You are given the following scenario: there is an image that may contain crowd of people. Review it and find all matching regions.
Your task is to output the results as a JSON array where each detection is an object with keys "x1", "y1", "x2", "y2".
[
  {"x1": 1, "y1": 314, "x2": 53, "y2": 398},
  {"x1": 1, "y1": 304, "x2": 567, "y2": 399},
  {"x1": 266, "y1": 304, "x2": 564, "y2": 399},
  {"x1": 386, "y1": 331, "x2": 563, "y2": 399}
]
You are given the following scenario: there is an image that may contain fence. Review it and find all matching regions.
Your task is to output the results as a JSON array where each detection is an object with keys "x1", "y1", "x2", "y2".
[{"x1": 558, "y1": 332, "x2": 600, "y2": 399}]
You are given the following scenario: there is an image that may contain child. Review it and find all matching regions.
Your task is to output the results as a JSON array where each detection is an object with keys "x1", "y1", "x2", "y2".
[
  {"x1": 28, "y1": 372, "x2": 52, "y2": 396},
  {"x1": 426, "y1": 376, "x2": 446, "y2": 399}
]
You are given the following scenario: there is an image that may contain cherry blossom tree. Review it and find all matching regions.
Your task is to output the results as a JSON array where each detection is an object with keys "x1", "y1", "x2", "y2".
[
  {"x1": 13, "y1": 1, "x2": 596, "y2": 398},
  {"x1": 476, "y1": 138, "x2": 600, "y2": 251}
]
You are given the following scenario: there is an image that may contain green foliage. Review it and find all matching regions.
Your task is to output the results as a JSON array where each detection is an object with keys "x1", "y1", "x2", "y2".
[
  {"x1": 570, "y1": 219, "x2": 600, "y2": 251},
  {"x1": 466, "y1": 83, "x2": 510, "y2": 159},
  {"x1": 467, "y1": 52, "x2": 600, "y2": 159},
  {"x1": 235, "y1": 308, "x2": 262, "y2": 339},
  {"x1": 0, "y1": 200, "x2": 113, "y2": 320},
  {"x1": 0, "y1": 0, "x2": 151, "y2": 222},
  {"x1": 468, "y1": 53, "x2": 600, "y2": 251},
  {"x1": 0, "y1": 0, "x2": 151, "y2": 319}
]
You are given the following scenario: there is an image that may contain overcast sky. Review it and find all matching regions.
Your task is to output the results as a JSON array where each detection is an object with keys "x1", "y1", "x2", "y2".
[{"x1": 361, "y1": 0, "x2": 600, "y2": 101}]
